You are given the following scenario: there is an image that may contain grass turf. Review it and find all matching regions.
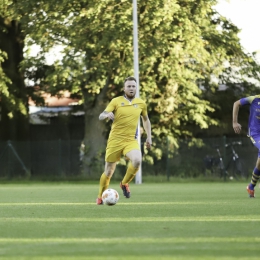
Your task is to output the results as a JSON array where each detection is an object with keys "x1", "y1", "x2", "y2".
[{"x1": 0, "y1": 182, "x2": 259, "y2": 259}]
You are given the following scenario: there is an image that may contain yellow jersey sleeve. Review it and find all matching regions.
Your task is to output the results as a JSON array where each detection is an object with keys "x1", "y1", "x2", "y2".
[
  {"x1": 104, "y1": 99, "x2": 116, "y2": 112},
  {"x1": 141, "y1": 103, "x2": 148, "y2": 117}
]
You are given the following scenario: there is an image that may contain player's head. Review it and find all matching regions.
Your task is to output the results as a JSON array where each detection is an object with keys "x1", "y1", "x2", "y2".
[{"x1": 124, "y1": 76, "x2": 137, "y2": 99}]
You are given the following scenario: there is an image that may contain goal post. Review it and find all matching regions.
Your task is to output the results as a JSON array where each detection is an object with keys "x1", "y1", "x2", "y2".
[{"x1": 132, "y1": 0, "x2": 142, "y2": 184}]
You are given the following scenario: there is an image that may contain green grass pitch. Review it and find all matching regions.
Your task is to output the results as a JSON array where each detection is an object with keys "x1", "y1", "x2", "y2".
[{"x1": 0, "y1": 182, "x2": 260, "y2": 259}]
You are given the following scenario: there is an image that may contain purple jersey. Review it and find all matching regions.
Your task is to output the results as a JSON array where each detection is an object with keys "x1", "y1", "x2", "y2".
[{"x1": 240, "y1": 95, "x2": 260, "y2": 136}]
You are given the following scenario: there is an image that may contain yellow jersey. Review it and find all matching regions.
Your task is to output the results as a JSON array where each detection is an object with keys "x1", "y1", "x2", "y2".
[{"x1": 105, "y1": 96, "x2": 147, "y2": 141}]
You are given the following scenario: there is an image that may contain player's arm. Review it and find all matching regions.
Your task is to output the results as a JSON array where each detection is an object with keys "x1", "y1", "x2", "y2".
[
  {"x1": 232, "y1": 100, "x2": 242, "y2": 134},
  {"x1": 99, "y1": 111, "x2": 114, "y2": 121},
  {"x1": 99, "y1": 99, "x2": 116, "y2": 121},
  {"x1": 233, "y1": 96, "x2": 253, "y2": 134},
  {"x1": 141, "y1": 115, "x2": 152, "y2": 149}
]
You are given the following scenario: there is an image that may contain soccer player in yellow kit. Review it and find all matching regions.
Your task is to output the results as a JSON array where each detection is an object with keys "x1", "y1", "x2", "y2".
[{"x1": 96, "y1": 77, "x2": 152, "y2": 205}]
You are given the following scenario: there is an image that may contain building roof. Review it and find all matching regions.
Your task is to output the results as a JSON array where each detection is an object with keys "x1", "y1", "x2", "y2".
[{"x1": 29, "y1": 91, "x2": 84, "y2": 124}]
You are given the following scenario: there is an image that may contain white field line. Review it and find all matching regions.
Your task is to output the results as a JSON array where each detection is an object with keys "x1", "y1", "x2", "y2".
[
  {"x1": 0, "y1": 216, "x2": 259, "y2": 222},
  {"x1": 0, "y1": 237, "x2": 259, "y2": 243},
  {"x1": 0, "y1": 201, "x2": 235, "y2": 206}
]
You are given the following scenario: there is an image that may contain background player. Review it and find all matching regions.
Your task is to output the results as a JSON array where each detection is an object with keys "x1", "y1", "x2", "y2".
[
  {"x1": 233, "y1": 95, "x2": 260, "y2": 198},
  {"x1": 96, "y1": 76, "x2": 152, "y2": 205}
]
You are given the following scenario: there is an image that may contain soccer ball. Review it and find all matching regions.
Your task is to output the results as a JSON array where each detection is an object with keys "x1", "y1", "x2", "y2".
[{"x1": 102, "y1": 189, "x2": 119, "y2": 206}]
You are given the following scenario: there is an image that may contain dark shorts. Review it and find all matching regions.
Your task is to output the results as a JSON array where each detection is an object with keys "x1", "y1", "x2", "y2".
[{"x1": 249, "y1": 135, "x2": 260, "y2": 157}]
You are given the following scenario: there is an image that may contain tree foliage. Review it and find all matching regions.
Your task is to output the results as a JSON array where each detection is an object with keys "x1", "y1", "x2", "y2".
[
  {"x1": 0, "y1": 2, "x2": 30, "y2": 140},
  {"x1": 1, "y1": 0, "x2": 260, "y2": 169}
]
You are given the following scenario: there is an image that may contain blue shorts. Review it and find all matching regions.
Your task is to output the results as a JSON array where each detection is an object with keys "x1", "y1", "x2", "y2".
[{"x1": 249, "y1": 135, "x2": 260, "y2": 157}]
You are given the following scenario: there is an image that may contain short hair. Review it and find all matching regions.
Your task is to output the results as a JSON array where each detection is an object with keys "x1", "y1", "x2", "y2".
[{"x1": 124, "y1": 76, "x2": 136, "y2": 83}]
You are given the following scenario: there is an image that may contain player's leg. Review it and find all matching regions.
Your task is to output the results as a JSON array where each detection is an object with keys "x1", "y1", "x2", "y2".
[
  {"x1": 120, "y1": 149, "x2": 142, "y2": 198},
  {"x1": 96, "y1": 144, "x2": 121, "y2": 205},
  {"x1": 123, "y1": 149, "x2": 142, "y2": 184},
  {"x1": 97, "y1": 162, "x2": 117, "y2": 202},
  {"x1": 247, "y1": 156, "x2": 260, "y2": 198},
  {"x1": 247, "y1": 136, "x2": 260, "y2": 198}
]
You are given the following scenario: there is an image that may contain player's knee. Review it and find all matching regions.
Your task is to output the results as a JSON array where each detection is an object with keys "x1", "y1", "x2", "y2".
[
  {"x1": 104, "y1": 169, "x2": 114, "y2": 177},
  {"x1": 256, "y1": 158, "x2": 260, "y2": 170},
  {"x1": 132, "y1": 158, "x2": 141, "y2": 168},
  {"x1": 104, "y1": 163, "x2": 116, "y2": 177}
]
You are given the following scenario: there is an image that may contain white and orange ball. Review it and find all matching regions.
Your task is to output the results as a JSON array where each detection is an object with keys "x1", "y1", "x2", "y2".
[{"x1": 102, "y1": 189, "x2": 119, "y2": 206}]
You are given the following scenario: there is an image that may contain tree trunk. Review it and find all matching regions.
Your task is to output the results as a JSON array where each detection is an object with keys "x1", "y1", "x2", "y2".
[
  {"x1": 0, "y1": 18, "x2": 30, "y2": 141},
  {"x1": 81, "y1": 82, "x2": 109, "y2": 176}
]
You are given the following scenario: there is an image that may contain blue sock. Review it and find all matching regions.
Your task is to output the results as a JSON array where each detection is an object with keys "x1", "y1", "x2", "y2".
[
  {"x1": 250, "y1": 167, "x2": 260, "y2": 189},
  {"x1": 249, "y1": 183, "x2": 255, "y2": 190}
]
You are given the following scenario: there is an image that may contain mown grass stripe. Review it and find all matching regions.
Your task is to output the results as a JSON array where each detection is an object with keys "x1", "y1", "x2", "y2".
[
  {"x1": 0, "y1": 237, "x2": 259, "y2": 243},
  {"x1": 1, "y1": 257, "x2": 260, "y2": 260},
  {"x1": 0, "y1": 216, "x2": 259, "y2": 222}
]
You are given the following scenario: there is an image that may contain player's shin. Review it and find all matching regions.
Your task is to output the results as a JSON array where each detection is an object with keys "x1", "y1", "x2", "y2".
[
  {"x1": 250, "y1": 167, "x2": 260, "y2": 187},
  {"x1": 98, "y1": 173, "x2": 111, "y2": 198},
  {"x1": 121, "y1": 162, "x2": 139, "y2": 184}
]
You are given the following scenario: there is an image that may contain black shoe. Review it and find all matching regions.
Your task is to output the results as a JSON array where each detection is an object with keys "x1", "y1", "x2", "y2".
[{"x1": 120, "y1": 182, "x2": 131, "y2": 198}]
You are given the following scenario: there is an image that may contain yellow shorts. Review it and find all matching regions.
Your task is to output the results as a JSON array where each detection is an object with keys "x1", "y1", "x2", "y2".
[{"x1": 105, "y1": 138, "x2": 140, "y2": 162}]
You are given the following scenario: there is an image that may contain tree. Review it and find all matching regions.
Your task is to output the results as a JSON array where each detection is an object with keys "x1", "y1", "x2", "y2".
[
  {"x1": 198, "y1": 53, "x2": 260, "y2": 138},
  {"x1": 0, "y1": 4, "x2": 29, "y2": 140},
  {"x1": 1, "y1": 0, "x2": 260, "y2": 174}
]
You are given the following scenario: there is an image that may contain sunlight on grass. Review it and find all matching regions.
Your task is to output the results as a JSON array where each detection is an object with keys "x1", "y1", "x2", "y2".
[
  {"x1": 1, "y1": 216, "x2": 260, "y2": 222},
  {"x1": 2, "y1": 257, "x2": 260, "y2": 260},
  {"x1": 0, "y1": 237, "x2": 260, "y2": 243},
  {"x1": 0, "y1": 183, "x2": 260, "y2": 259}
]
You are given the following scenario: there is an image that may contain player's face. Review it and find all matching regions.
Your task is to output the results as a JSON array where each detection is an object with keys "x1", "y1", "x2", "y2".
[{"x1": 124, "y1": 80, "x2": 137, "y2": 99}]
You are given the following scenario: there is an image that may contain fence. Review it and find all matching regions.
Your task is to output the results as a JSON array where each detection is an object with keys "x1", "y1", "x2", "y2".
[
  {"x1": 163, "y1": 136, "x2": 254, "y2": 180},
  {"x1": 0, "y1": 136, "x2": 256, "y2": 180},
  {"x1": 0, "y1": 140, "x2": 82, "y2": 179}
]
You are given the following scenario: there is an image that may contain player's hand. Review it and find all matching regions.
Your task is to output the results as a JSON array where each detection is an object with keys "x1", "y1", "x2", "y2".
[
  {"x1": 146, "y1": 138, "x2": 152, "y2": 149},
  {"x1": 233, "y1": 122, "x2": 242, "y2": 134},
  {"x1": 106, "y1": 112, "x2": 114, "y2": 121}
]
